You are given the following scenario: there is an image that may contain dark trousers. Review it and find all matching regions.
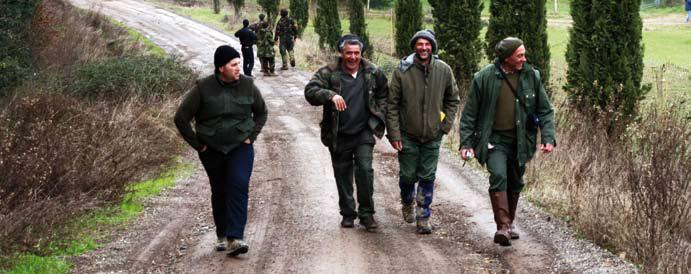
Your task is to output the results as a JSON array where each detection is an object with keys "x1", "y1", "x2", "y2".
[
  {"x1": 328, "y1": 143, "x2": 375, "y2": 219},
  {"x1": 198, "y1": 144, "x2": 254, "y2": 240},
  {"x1": 398, "y1": 132, "x2": 442, "y2": 219},
  {"x1": 486, "y1": 131, "x2": 526, "y2": 193},
  {"x1": 241, "y1": 46, "x2": 254, "y2": 76},
  {"x1": 259, "y1": 57, "x2": 275, "y2": 73}
]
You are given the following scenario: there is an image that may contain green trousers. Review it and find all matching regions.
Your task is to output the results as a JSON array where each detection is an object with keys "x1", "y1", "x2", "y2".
[
  {"x1": 329, "y1": 143, "x2": 375, "y2": 219},
  {"x1": 486, "y1": 131, "x2": 526, "y2": 193},
  {"x1": 398, "y1": 133, "x2": 442, "y2": 184}
]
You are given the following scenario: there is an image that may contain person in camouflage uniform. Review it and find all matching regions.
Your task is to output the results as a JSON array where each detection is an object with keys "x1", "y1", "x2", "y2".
[
  {"x1": 274, "y1": 9, "x2": 298, "y2": 70},
  {"x1": 304, "y1": 34, "x2": 388, "y2": 231},
  {"x1": 256, "y1": 21, "x2": 275, "y2": 76},
  {"x1": 249, "y1": 14, "x2": 266, "y2": 72}
]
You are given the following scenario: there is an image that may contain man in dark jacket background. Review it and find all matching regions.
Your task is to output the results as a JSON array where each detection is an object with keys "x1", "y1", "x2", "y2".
[
  {"x1": 234, "y1": 19, "x2": 257, "y2": 77},
  {"x1": 386, "y1": 30, "x2": 460, "y2": 234},
  {"x1": 459, "y1": 37, "x2": 556, "y2": 246},
  {"x1": 304, "y1": 34, "x2": 388, "y2": 230}
]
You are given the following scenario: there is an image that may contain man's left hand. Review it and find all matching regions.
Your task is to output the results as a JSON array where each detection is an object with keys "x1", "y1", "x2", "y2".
[{"x1": 540, "y1": 143, "x2": 554, "y2": 153}]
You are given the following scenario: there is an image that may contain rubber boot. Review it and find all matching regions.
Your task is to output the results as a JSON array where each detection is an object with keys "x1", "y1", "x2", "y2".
[
  {"x1": 508, "y1": 192, "x2": 520, "y2": 239},
  {"x1": 489, "y1": 191, "x2": 511, "y2": 246}
]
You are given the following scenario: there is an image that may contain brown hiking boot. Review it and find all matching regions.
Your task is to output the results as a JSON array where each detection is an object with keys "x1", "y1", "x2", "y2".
[
  {"x1": 341, "y1": 216, "x2": 355, "y2": 228},
  {"x1": 416, "y1": 218, "x2": 432, "y2": 234},
  {"x1": 508, "y1": 192, "x2": 520, "y2": 239},
  {"x1": 280, "y1": 65, "x2": 289, "y2": 70},
  {"x1": 490, "y1": 191, "x2": 512, "y2": 246},
  {"x1": 401, "y1": 202, "x2": 415, "y2": 223},
  {"x1": 226, "y1": 239, "x2": 249, "y2": 257},
  {"x1": 360, "y1": 216, "x2": 378, "y2": 230},
  {"x1": 290, "y1": 60, "x2": 296, "y2": 67}
]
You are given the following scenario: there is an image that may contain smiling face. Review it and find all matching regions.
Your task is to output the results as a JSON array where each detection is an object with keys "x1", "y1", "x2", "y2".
[
  {"x1": 503, "y1": 45, "x2": 526, "y2": 72},
  {"x1": 218, "y1": 58, "x2": 242, "y2": 82},
  {"x1": 414, "y1": 38, "x2": 433, "y2": 61},
  {"x1": 340, "y1": 42, "x2": 362, "y2": 74}
]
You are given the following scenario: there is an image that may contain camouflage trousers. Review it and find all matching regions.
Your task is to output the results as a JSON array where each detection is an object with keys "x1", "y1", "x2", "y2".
[
  {"x1": 259, "y1": 57, "x2": 275, "y2": 74},
  {"x1": 279, "y1": 39, "x2": 295, "y2": 67}
]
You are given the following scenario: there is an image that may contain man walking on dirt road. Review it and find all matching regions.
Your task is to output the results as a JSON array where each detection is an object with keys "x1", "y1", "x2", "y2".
[
  {"x1": 234, "y1": 19, "x2": 256, "y2": 77},
  {"x1": 274, "y1": 8, "x2": 298, "y2": 70},
  {"x1": 386, "y1": 30, "x2": 460, "y2": 234},
  {"x1": 304, "y1": 34, "x2": 388, "y2": 231},
  {"x1": 459, "y1": 37, "x2": 556, "y2": 246},
  {"x1": 174, "y1": 45, "x2": 268, "y2": 256}
]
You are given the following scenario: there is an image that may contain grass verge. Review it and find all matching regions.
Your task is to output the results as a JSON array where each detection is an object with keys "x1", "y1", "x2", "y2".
[{"x1": 1, "y1": 161, "x2": 194, "y2": 274}]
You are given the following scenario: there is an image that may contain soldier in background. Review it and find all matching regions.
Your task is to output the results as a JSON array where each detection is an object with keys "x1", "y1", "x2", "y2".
[
  {"x1": 256, "y1": 21, "x2": 275, "y2": 76},
  {"x1": 274, "y1": 9, "x2": 298, "y2": 70},
  {"x1": 249, "y1": 14, "x2": 266, "y2": 72}
]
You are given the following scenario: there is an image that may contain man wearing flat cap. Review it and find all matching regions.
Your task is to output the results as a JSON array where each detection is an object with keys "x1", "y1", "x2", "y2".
[
  {"x1": 304, "y1": 34, "x2": 388, "y2": 231},
  {"x1": 386, "y1": 29, "x2": 460, "y2": 234},
  {"x1": 175, "y1": 45, "x2": 267, "y2": 256},
  {"x1": 458, "y1": 37, "x2": 556, "y2": 246}
]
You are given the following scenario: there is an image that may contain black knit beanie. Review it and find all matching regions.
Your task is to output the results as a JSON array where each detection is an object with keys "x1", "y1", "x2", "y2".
[
  {"x1": 214, "y1": 45, "x2": 240, "y2": 72},
  {"x1": 409, "y1": 29, "x2": 437, "y2": 53},
  {"x1": 495, "y1": 37, "x2": 524, "y2": 60}
]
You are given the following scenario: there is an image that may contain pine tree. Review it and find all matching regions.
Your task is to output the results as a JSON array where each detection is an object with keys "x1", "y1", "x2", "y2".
[
  {"x1": 315, "y1": 0, "x2": 342, "y2": 50},
  {"x1": 485, "y1": 0, "x2": 551, "y2": 85},
  {"x1": 227, "y1": 0, "x2": 244, "y2": 18},
  {"x1": 348, "y1": 0, "x2": 372, "y2": 59},
  {"x1": 429, "y1": 0, "x2": 483, "y2": 97},
  {"x1": 213, "y1": 0, "x2": 221, "y2": 14},
  {"x1": 394, "y1": 0, "x2": 422, "y2": 58},
  {"x1": 290, "y1": 0, "x2": 309, "y2": 37},
  {"x1": 258, "y1": 0, "x2": 280, "y2": 24},
  {"x1": 565, "y1": 0, "x2": 649, "y2": 121}
]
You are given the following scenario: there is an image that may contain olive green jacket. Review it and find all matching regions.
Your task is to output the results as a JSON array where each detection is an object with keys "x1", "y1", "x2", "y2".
[
  {"x1": 459, "y1": 63, "x2": 556, "y2": 165},
  {"x1": 174, "y1": 74, "x2": 268, "y2": 154},
  {"x1": 304, "y1": 57, "x2": 388, "y2": 147},
  {"x1": 387, "y1": 54, "x2": 460, "y2": 143}
]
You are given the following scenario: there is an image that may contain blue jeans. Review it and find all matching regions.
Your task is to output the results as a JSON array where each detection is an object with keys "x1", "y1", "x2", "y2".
[{"x1": 199, "y1": 144, "x2": 254, "y2": 240}]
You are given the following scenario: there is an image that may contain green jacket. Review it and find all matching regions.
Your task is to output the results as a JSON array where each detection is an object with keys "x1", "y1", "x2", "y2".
[
  {"x1": 304, "y1": 57, "x2": 388, "y2": 147},
  {"x1": 174, "y1": 74, "x2": 268, "y2": 154},
  {"x1": 387, "y1": 54, "x2": 460, "y2": 143},
  {"x1": 257, "y1": 26, "x2": 275, "y2": 58},
  {"x1": 459, "y1": 63, "x2": 556, "y2": 165}
]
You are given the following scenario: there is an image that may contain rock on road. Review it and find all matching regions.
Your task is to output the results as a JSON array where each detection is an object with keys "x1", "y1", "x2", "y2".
[{"x1": 68, "y1": 0, "x2": 637, "y2": 273}]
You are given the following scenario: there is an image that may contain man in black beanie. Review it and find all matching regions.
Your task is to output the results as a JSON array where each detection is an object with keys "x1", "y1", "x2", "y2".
[
  {"x1": 459, "y1": 37, "x2": 556, "y2": 246},
  {"x1": 235, "y1": 19, "x2": 257, "y2": 77},
  {"x1": 386, "y1": 29, "x2": 460, "y2": 234},
  {"x1": 175, "y1": 45, "x2": 267, "y2": 257}
]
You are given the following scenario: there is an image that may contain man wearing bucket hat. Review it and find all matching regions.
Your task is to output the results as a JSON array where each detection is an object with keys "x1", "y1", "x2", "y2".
[
  {"x1": 304, "y1": 34, "x2": 388, "y2": 231},
  {"x1": 386, "y1": 29, "x2": 460, "y2": 234},
  {"x1": 175, "y1": 45, "x2": 267, "y2": 256},
  {"x1": 458, "y1": 37, "x2": 556, "y2": 246}
]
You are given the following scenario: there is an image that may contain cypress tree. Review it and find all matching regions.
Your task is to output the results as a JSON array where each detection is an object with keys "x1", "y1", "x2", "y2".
[
  {"x1": 348, "y1": 0, "x2": 372, "y2": 59},
  {"x1": 315, "y1": 0, "x2": 342, "y2": 50},
  {"x1": 394, "y1": 0, "x2": 422, "y2": 58},
  {"x1": 290, "y1": 0, "x2": 309, "y2": 37},
  {"x1": 258, "y1": 0, "x2": 280, "y2": 24},
  {"x1": 565, "y1": 0, "x2": 648, "y2": 120},
  {"x1": 213, "y1": 0, "x2": 221, "y2": 14},
  {"x1": 429, "y1": 0, "x2": 484, "y2": 97},
  {"x1": 485, "y1": 0, "x2": 551, "y2": 85},
  {"x1": 227, "y1": 0, "x2": 244, "y2": 18}
]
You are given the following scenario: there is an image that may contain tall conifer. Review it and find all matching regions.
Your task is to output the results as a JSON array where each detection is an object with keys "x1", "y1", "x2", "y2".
[
  {"x1": 429, "y1": 0, "x2": 483, "y2": 97},
  {"x1": 258, "y1": 0, "x2": 280, "y2": 24},
  {"x1": 315, "y1": 0, "x2": 342, "y2": 50},
  {"x1": 394, "y1": 0, "x2": 422, "y2": 58},
  {"x1": 290, "y1": 0, "x2": 309, "y2": 37},
  {"x1": 349, "y1": 0, "x2": 372, "y2": 58}
]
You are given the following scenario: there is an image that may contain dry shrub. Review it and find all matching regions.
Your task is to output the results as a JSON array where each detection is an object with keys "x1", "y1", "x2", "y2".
[
  {"x1": 525, "y1": 99, "x2": 690, "y2": 273},
  {"x1": 0, "y1": 92, "x2": 180, "y2": 254}
]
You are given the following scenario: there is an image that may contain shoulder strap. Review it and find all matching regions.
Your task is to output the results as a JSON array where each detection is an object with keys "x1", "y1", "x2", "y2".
[{"x1": 494, "y1": 61, "x2": 529, "y2": 113}]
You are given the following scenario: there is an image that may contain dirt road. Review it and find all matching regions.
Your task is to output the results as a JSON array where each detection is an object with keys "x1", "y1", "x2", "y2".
[{"x1": 69, "y1": 1, "x2": 637, "y2": 273}]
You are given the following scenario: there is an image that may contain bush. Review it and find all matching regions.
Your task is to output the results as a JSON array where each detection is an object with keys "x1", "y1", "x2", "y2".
[
  {"x1": 69, "y1": 55, "x2": 194, "y2": 99},
  {"x1": 0, "y1": 0, "x2": 42, "y2": 94},
  {"x1": 0, "y1": 93, "x2": 181, "y2": 254}
]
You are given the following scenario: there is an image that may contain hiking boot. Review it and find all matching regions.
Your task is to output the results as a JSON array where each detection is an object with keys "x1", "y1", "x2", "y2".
[
  {"x1": 290, "y1": 60, "x2": 296, "y2": 67},
  {"x1": 226, "y1": 239, "x2": 249, "y2": 257},
  {"x1": 280, "y1": 65, "x2": 289, "y2": 70},
  {"x1": 490, "y1": 192, "x2": 512, "y2": 246},
  {"x1": 401, "y1": 202, "x2": 415, "y2": 223},
  {"x1": 360, "y1": 216, "x2": 379, "y2": 230},
  {"x1": 215, "y1": 236, "x2": 227, "y2": 251},
  {"x1": 416, "y1": 219, "x2": 432, "y2": 234},
  {"x1": 341, "y1": 216, "x2": 355, "y2": 228},
  {"x1": 509, "y1": 224, "x2": 519, "y2": 240},
  {"x1": 508, "y1": 192, "x2": 520, "y2": 240}
]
